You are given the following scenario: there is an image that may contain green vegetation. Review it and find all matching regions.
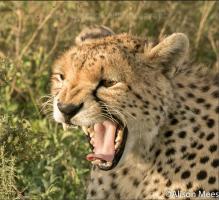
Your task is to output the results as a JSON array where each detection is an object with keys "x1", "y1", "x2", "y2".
[{"x1": 0, "y1": 1, "x2": 218, "y2": 199}]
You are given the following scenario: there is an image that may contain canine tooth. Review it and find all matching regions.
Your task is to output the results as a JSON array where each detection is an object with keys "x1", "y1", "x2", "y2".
[
  {"x1": 115, "y1": 137, "x2": 122, "y2": 143},
  {"x1": 115, "y1": 142, "x2": 120, "y2": 149},
  {"x1": 82, "y1": 126, "x2": 89, "y2": 135},
  {"x1": 62, "y1": 123, "x2": 68, "y2": 131},
  {"x1": 92, "y1": 159, "x2": 101, "y2": 165},
  {"x1": 115, "y1": 130, "x2": 123, "y2": 142},
  {"x1": 118, "y1": 129, "x2": 123, "y2": 136},
  {"x1": 90, "y1": 131, "x2": 95, "y2": 138},
  {"x1": 88, "y1": 126, "x2": 94, "y2": 133},
  {"x1": 103, "y1": 162, "x2": 112, "y2": 167}
]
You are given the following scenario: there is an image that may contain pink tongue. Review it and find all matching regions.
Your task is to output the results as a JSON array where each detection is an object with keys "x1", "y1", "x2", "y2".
[{"x1": 86, "y1": 120, "x2": 117, "y2": 162}]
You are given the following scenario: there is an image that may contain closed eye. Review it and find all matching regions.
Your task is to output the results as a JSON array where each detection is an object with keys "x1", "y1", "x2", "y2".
[
  {"x1": 99, "y1": 79, "x2": 118, "y2": 88},
  {"x1": 93, "y1": 79, "x2": 118, "y2": 100}
]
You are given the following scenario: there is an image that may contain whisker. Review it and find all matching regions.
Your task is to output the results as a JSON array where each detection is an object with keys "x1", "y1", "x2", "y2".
[
  {"x1": 99, "y1": 102, "x2": 128, "y2": 126},
  {"x1": 40, "y1": 95, "x2": 54, "y2": 114},
  {"x1": 107, "y1": 104, "x2": 136, "y2": 120}
]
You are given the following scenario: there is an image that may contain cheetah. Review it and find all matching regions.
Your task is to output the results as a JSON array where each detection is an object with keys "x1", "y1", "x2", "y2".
[{"x1": 51, "y1": 26, "x2": 219, "y2": 199}]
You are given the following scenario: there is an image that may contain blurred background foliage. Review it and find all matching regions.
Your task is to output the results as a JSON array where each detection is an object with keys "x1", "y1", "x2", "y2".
[{"x1": 0, "y1": 1, "x2": 218, "y2": 199}]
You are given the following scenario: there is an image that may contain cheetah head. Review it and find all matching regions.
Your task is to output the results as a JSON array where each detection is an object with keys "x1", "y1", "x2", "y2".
[{"x1": 51, "y1": 26, "x2": 189, "y2": 170}]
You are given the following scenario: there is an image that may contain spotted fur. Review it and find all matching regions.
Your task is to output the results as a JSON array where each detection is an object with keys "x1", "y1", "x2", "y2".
[{"x1": 51, "y1": 27, "x2": 219, "y2": 200}]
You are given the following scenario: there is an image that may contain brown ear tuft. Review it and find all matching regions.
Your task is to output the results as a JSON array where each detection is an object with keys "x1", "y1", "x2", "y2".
[{"x1": 75, "y1": 25, "x2": 114, "y2": 45}]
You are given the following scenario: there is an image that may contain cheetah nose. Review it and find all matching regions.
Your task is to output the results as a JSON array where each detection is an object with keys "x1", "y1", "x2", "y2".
[{"x1": 57, "y1": 102, "x2": 83, "y2": 119}]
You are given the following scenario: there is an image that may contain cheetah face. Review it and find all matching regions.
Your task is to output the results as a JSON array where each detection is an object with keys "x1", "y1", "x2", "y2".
[
  {"x1": 51, "y1": 42, "x2": 136, "y2": 170},
  {"x1": 51, "y1": 28, "x2": 189, "y2": 170}
]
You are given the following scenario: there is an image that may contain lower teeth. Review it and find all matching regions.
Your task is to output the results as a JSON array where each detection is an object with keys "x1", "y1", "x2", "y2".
[
  {"x1": 92, "y1": 159, "x2": 102, "y2": 165},
  {"x1": 99, "y1": 161, "x2": 112, "y2": 167},
  {"x1": 91, "y1": 159, "x2": 112, "y2": 167}
]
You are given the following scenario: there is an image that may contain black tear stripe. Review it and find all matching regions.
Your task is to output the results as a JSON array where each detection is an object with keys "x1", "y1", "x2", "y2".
[
  {"x1": 92, "y1": 82, "x2": 103, "y2": 102},
  {"x1": 92, "y1": 77, "x2": 110, "y2": 118},
  {"x1": 92, "y1": 66, "x2": 104, "y2": 101},
  {"x1": 100, "y1": 65, "x2": 104, "y2": 77}
]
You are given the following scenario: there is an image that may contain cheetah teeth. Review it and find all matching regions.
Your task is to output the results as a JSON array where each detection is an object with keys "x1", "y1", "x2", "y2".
[
  {"x1": 82, "y1": 126, "x2": 89, "y2": 135},
  {"x1": 82, "y1": 126, "x2": 95, "y2": 136},
  {"x1": 115, "y1": 129, "x2": 123, "y2": 149},
  {"x1": 99, "y1": 161, "x2": 112, "y2": 168},
  {"x1": 91, "y1": 159, "x2": 102, "y2": 165},
  {"x1": 62, "y1": 123, "x2": 68, "y2": 131},
  {"x1": 90, "y1": 131, "x2": 95, "y2": 138},
  {"x1": 91, "y1": 159, "x2": 112, "y2": 167},
  {"x1": 82, "y1": 126, "x2": 124, "y2": 150},
  {"x1": 63, "y1": 123, "x2": 79, "y2": 131}
]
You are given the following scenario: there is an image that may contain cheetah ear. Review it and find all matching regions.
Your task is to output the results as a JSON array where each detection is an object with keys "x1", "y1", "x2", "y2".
[
  {"x1": 145, "y1": 33, "x2": 189, "y2": 77},
  {"x1": 75, "y1": 25, "x2": 114, "y2": 45}
]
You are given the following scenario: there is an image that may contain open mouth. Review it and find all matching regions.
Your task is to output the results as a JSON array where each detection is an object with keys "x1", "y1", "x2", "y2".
[{"x1": 81, "y1": 120, "x2": 128, "y2": 170}]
